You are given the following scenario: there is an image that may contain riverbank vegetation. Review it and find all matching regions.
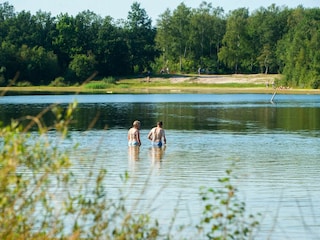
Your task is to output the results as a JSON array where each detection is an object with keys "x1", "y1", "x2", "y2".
[
  {"x1": 0, "y1": 2, "x2": 320, "y2": 89},
  {"x1": 0, "y1": 103, "x2": 261, "y2": 239}
]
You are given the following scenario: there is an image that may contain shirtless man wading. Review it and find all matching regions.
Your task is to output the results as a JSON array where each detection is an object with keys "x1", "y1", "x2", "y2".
[
  {"x1": 128, "y1": 120, "x2": 141, "y2": 146},
  {"x1": 148, "y1": 121, "x2": 166, "y2": 147}
]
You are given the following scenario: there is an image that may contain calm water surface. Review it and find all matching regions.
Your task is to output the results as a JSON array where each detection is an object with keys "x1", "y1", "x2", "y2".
[{"x1": 1, "y1": 93, "x2": 320, "y2": 239}]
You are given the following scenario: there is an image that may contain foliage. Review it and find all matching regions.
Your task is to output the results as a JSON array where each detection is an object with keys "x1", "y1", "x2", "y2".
[
  {"x1": 197, "y1": 168, "x2": 260, "y2": 240},
  {"x1": 84, "y1": 81, "x2": 109, "y2": 89},
  {"x1": 18, "y1": 45, "x2": 59, "y2": 85},
  {"x1": 125, "y1": 2, "x2": 158, "y2": 73},
  {"x1": 218, "y1": 8, "x2": 251, "y2": 73},
  {"x1": 49, "y1": 76, "x2": 66, "y2": 87},
  {"x1": 102, "y1": 76, "x2": 116, "y2": 84},
  {"x1": 311, "y1": 79, "x2": 320, "y2": 89},
  {"x1": 16, "y1": 81, "x2": 32, "y2": 87},
  {"x1": 0, "y1": 102, "x2": 162, "y2": 239},
  {"x1": 276, "y1": 7, "x2": 320, "y2": 88},
  {"x1": 1, "y1": 2, "x2": 320, "y2": 88}
]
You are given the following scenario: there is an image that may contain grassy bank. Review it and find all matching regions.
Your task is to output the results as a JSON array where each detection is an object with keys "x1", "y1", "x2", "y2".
[{"x1": 1, "y1": 74, "x2": 319, "y2": 95}]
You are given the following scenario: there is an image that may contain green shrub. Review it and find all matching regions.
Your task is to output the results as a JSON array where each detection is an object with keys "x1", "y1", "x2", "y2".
[
  {"x1": 0, "y1": 102, "x2": 260, "y2": 239},
  {"x1": 16, "y1": 81, "x2": 32, "y2": 87},
  {"x1": 197, "y1": 168, "x2": 260, "y2": 239},
  {"x1": 50, "y1": 76, "x2": 66, "y2": 87},
  {"x1": 0, "y1": 102, "x2": 161, "y2": 239},
  {"x1": 311, "y1": 79, "x2": 320, "y2": 89},
  {"x1": 84, "y1": 81, "x2": 108, "y2": 89},
  {"x1": 102, "y1": 76, "x2": 116, "y2": 84}
]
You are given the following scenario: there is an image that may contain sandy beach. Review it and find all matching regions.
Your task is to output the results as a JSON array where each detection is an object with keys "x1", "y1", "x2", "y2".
[{"x1": 168, "y1": 73, "x2": 277, "y2": 85}]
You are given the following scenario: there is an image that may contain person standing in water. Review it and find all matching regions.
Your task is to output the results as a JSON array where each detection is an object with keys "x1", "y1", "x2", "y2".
[
  {"x1": 128, "y1": 120, "x2": 141, "y2": 146},
  {"x1": 148, "y1": 121, "x2": 166, "y2": 147}
]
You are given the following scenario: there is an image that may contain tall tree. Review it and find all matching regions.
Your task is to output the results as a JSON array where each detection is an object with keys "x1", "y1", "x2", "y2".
[
  {"x1": 33, "y1": 11, "x2": 56, "y2": 51},
  {"x1": 95, "y1": 16, "x2": 130, "y2": 76},
  {"x1": 169, "y1": 3, "x2": 192, "y2": 72},
  {"x1": 125, "y1": 2, "x2": 158, "y2": 73},
  {"x1": 189, "y1": 2, "x2": 225, "y2": 72},
  {"x1": 0, "y1": 2, "x2": 15, "y2": 41},
  {"x1": 248, "y1": 5, "x2": 289, "y2": 74},
  {"x1": 155, "y1": 9, "x2": 173, "y2": 71},
  {"x1": 18, "y1": 45, "x2": 59, "y2": 85},
  {"x1": 277, "y1": 7, "x2": 320, "y2": 87},
  {"x1": 52, "y1": 13, "x2": 77, "y2": 71},
  {"x1": 218, "y1": 8, "x2": 251, "y2": 73}
]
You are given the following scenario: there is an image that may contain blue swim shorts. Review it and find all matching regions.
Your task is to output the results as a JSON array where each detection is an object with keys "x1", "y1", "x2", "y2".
[
  {"x1": 151, "y1": 141, "x2": 162, "y2": 147},
  {"x1": 128, "y1": 141, "x2": 139, "y2": 146}
]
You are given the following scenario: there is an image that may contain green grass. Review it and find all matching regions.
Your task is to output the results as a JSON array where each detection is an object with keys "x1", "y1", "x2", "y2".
[{"x1": 1, "y1": 74, "x2": 320, "y2": 94}]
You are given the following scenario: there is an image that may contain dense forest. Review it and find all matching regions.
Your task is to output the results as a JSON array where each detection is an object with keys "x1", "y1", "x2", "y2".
[{"x1": 0, "y1": 1, "x2": 319, "y2": 88}]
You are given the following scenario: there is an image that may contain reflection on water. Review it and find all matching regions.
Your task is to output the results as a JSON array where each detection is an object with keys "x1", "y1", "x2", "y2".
[
  {"x1": 1, "y1": 94, "x2": 320, "y2": 133},
  {"x1": 128, "y1": 146, "x2": 140, "y2": 161},
  {"x1": 149, "y1": 146, "x2": 166, "y2": 171},
  {"x1": 1, "y1": 94, "x2": 320, "y2": 239},
  {"x1": 69, "y1": 129, "x2": 319, "y2": 239},
  {"x1": 149, "y1": 146, "x2": 166, "y2": 162}
]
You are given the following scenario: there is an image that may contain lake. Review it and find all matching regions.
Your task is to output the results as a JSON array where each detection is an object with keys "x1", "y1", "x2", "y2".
[{"x1": 0, "y1": 93, "x2": 319, "y2": 239}]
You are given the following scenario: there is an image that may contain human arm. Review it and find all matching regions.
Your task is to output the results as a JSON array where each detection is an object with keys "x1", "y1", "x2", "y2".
[
  {"x1": 136, "y1": 131, "x2": 141, "y2": 146},
  {"x1": 147, "y1": 129, "x2": 153, "y2": 141}
]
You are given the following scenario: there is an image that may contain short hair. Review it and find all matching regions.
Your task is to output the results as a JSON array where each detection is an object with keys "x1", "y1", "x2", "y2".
[
  {"x1": 157, "y1": 121, "x2": 163, "y2": 126},
  {"x1": 133, "y1": 120, "x2": 140, "y2": 127}
]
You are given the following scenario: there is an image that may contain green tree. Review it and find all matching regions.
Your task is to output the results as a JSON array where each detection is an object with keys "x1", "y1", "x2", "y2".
[
  {"x1": 218, "y1": 8, "x2": 251, "y2": 73},
  {"x1": 52, "y1": 13, "x2": 77, "y2": 72},
  {"x1": 74, "y1": 10, "x2": 101, "y2": 54},
  {"x1": 248, "y1": 5, "x2": 290, "y2": 74},
  {"x1": 95, "y1": 16, "x2": 131, "y2": 76},
  {"x1": 169, "y1": 3, "x2": 192, "y2": 72},
  {"x1": 277, "y1": 7, "x2": 320, "y2": 87},
  {"x1": 0, "y1": 41, "x2": 19, "y2": 85},
  {"x1": 33, "y1": 11, "x2": 57, "y2": 51},
  {"x1": 4, "y1": 10, "x2": 43, "y2": 47},
  {"x1": 125, "y1": 2, "x2": 158, "y2": 74},
  {"x1": 18, "y1": 45, "x2": 59, "y2": 85},
  {"x1": 0, "y1": 2, "x2": 16, "y2": 42},
  {"x1": 67, "y1": 53, "x2": 97, "y2": 83},
  {"x1": 154, "y1": 9, "x2": 173, "y2": 72},
  {"x1": 189, "y1": 2, "x2": 225, "y2": 73}
]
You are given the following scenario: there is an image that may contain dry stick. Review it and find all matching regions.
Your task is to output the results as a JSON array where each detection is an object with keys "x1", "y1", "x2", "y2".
[
  {"x1": 22, "y1": 103, "x2": 58, "y2": 133},
  {"x1": 270, "y1": 90, "x2": 277, "y2": 103},
  {"x1": 22, "y1": 71, "x2": 99, "y2": 133},
  {"x1": 296, "y1": 199, "x2": 318, "y2": 238},
  {"x1": 0, "y1": 71, "x2": 20, "y2": 97},
  {"x1": 76, "y1": 71, "x2": 99, "y2": 95},
  {"x1": 87, "y1": 111, "x2": 101, "y2": 131},
  {"x1": 267, "y1": 190, "x2": 283, "y2": 239}
]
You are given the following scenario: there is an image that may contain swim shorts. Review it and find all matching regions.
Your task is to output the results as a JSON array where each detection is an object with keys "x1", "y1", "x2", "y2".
[
  {"x1": 128, "y1": 141, "x2": 139, "y2": 146},
  {"x1": 151, "y1": 141, "x2": 162, "y2": 147}
]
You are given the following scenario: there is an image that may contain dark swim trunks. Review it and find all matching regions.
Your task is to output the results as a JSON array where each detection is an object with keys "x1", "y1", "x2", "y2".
[{"x1": 151, "y1": 141, "x2": 162, "y2": 147}]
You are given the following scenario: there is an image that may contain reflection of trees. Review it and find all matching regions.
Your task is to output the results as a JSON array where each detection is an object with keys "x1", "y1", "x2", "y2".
[{"x1": 1, "y1": 102, "x2": 319, "y2": 131}]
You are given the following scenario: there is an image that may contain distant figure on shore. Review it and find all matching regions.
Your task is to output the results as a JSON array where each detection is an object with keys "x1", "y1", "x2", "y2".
[
  {"x1": 148, "y1": 121, "x2": 166, "y2": 147},
  {"x1": 128, "y1": 120, "x2": 141, "y2": 146},
  {"x1": 160, "y1": 67, "x2": 170, "y2": 74},
  {"x1": 198, "y1": 67, "x2": 201, "y2": 75},
  {"x1": 146, "y1": 71, "x2": 151, "y2": 82}
]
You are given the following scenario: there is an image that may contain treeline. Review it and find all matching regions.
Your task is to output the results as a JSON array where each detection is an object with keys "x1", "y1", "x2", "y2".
[{"x1": 0, "y1": 1, "x2": 320, "y2": 88}]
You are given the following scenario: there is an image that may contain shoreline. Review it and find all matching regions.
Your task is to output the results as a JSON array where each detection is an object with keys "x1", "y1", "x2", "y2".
[
  {"x1": 1, "y1": 74, "x2": 319, "y2": 95},
  {"x1": 1, "y1": 86, "x2": 319, "y2": 95}
]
